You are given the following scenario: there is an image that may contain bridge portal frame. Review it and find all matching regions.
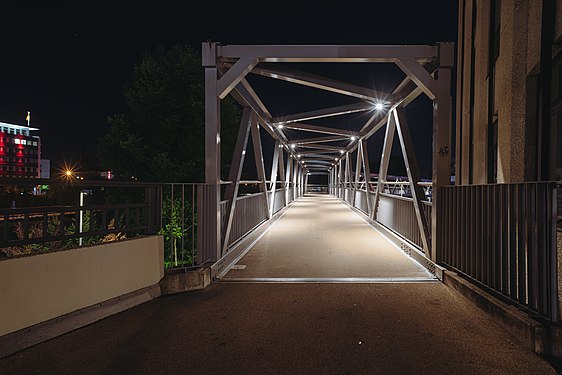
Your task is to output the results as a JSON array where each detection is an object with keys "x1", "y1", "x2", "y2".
[{"x1": 203, "y1": 42, "x2": 454, "y2": 263}]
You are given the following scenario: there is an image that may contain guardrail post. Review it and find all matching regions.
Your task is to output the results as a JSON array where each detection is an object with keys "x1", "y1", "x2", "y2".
[{"x1": 145, "y1": 186, "x2": 162, "y2": 235}]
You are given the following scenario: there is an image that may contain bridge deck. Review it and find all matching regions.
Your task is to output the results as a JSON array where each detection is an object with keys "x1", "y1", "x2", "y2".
[{"x1": 221, "y1": 193, "x2": 433, "y2": 281}]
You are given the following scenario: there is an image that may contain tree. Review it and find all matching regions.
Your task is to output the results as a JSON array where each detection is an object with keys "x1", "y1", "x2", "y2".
[{"x1": 98, "y1": 44, "x2": 241, "y2": 182}]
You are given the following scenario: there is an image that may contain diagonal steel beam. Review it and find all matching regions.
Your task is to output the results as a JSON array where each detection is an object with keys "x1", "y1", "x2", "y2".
[
  {"x1": 372, "y1": 112, "x2": 396, "y2": 220},
  {"x1": 395, "y1": 58, "x2": 437, "y2": 100},
  {"x1": 302, "y1": 157, "x2": 338, "y2": 162},
  {"x1": 221, "y1": 108, "x2": 252, "y2": 253},
  {"x1": 283, "y1": 122, "x2": 357, "y2": 137},
  {"x1": 268, "y1": 140, "x2": 281, "y2": 217},
  {"x1": 250, "y1": 65, "x2": 387, "y2": 102},
  {"x1": 251, "y1": 115, "x2": 270, "y2": 220},
  {"x1": 358, "y1": 64, "x2": 433, "y2": 140},
  {"x1": 272, "y1": 103, "x2": 372, "y2": 125},
  {"x1": 393, "y1": 108, "x2": 431, "y2": 252},
  {"x1": 360, "y1": 139, "x2": 373, "y2": 216},
  {"x1": 299, "y1": 150, "x2": 341, "y2": 155},
  {"x1": 217, "y1": 58, "x2": 259, "y2": 99},
  {"x1": 298, "y1": 144, "x2": 350, "y2": 151},
  {"x1": 294, "y1": 135, "x2": 349, "y2": 145}
]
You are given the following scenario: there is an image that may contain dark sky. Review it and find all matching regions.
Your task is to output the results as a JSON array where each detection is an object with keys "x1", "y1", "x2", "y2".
[{"x1": 1, "y1": 2, "x2": 457, "y2": 175}]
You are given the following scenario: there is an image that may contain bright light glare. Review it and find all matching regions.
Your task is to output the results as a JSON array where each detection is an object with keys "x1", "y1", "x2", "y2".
[
  {"x1": 350, "y1": 136, "x2": 357, "y2": 141},
  {"x1": 374, "y1": 102, "x2": 384, "y2": 111},
  {"x1": 65, "y1": 170, "x2": 72, "y2": 176},
  {"x1": 290, "y1": 143, "x2": 296, "y2": 149},
  {"x1": 277, "y1": 124, "x2": 284, "y2": 129},
  {"x1": 339, "y1": 150, "x2": 344, "y2": 154}
]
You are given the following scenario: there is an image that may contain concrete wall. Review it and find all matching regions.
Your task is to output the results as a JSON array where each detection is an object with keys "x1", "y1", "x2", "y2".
[
  {"x1": 0, "y1": 236, "x2": 164, "y2": 337},
  {"x1": 554, "y1": 0, "x2": 562, "y2": 41},
  {"x1": 456, "y1": 0, "x2": 552, "y2": 183}
]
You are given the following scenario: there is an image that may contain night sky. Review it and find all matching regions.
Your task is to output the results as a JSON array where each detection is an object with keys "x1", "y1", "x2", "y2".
[{"x1": 1, "y1": 2, "x2": 457, "y2": 177}]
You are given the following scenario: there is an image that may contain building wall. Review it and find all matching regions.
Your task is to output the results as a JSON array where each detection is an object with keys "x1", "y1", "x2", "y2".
[
  {"x1": 0, "y1": 133, "x2": 40, "y2": 178},
  {"x1": 456, "y1": 0, "x2": 557, "y2": 184}
]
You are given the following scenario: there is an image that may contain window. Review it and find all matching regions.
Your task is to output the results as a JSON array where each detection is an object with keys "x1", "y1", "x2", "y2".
[
  {"x1": 552, "y1": 53, "x2": 562, "y2": 180},
  {"x1": 469, "y1": 0, "x2": 478, "y2": 183},
  {"x1": 487, "y1": 0, "x2": 501, "y2": 183}
]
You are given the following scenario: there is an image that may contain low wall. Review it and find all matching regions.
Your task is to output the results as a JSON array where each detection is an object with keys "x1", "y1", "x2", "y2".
[{"x1": 0, "y1": 235, "x2": 164, "y2": 338}]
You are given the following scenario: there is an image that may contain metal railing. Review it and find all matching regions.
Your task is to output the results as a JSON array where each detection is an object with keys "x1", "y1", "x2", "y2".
[
  {"x1": 439, "y1": 182, "x2": 559, "y2": 322},
  {"x1": 335, "y1": 181, "x2": 433, "y2": 252},
  {"x1": 376, "y1": 193, "x2": 432, "y2": 251},
  {"x1": 1, "y1": 178, "x2": 303, "y2": 271},
  {"x1": 225, "y1": 192, "x2": 267, "y2": 246},
  {"x1": 0, "y1": 179, "x2": 162, "y2": 260}
]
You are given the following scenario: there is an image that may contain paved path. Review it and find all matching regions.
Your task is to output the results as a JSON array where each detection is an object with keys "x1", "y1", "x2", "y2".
[
  {"x1": 221, "y1": 194, "x2": 433, "y2": 281},
  {"x1": 0, "y1": 194, "x2": 557, "y2": 374},
  {"x1": 0, "y1": 283, "x2": 556, "y2": 374}
]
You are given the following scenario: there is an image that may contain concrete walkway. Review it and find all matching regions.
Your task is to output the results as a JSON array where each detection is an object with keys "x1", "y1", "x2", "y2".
[{"x1": 221, "y1": 194, "x2": 433, "y2": 281}]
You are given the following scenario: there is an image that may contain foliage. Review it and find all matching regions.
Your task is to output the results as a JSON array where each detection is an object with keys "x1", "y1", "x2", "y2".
[
  {"x1": 158, "y1": 194, "x2": 197, "y2": 268},
  {"x1": 98, "y1": 44, "x2": 241, "y2": 182},
  {"x1": 0, "y1": 213, "x2": 127, "y2": 259}
]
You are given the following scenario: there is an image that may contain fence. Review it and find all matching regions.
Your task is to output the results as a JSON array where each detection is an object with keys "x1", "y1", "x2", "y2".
[
  {"x1": 439, "y1": 182, "x2": 559, "y2": 322},
  {"x1": 0, "y1": 178, "x2": 301, "y2": 270},
  {"x1": 376, "y1": 193, "x2": 432, "y2": 251},
  {"x1": 0, "y1": 179, "x2": 161, "y2": 260},
  {"x1": 225, "y1": 192, "x2": 267, "y2": 247},
  {"x1": 336, "y1": 181, "x2": 432, "y2": 253}
]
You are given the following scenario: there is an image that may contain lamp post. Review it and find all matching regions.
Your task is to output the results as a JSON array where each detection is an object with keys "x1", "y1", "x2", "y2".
[{"x1": 79, "y1": 189, "x2": 92, "y2": 246}]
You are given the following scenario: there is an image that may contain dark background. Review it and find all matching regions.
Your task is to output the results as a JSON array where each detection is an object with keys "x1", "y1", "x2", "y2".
[{"x1": 0, "y1": 2, "x2": 457, "y2": 178}]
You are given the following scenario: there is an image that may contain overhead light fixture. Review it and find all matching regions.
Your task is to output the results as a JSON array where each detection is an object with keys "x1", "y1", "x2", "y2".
[
  {"x1": 277, "y1": 124, "x2": 284, "y2": 129},
  {"x1": 350, "y1": 136, "x2": 357, "y2": 142},
  {"x1": 297, "y1": 154, "x2": 301, "y2": 158},
  {"x1": 374, "y1": 102, "x2": 384, "y2": 111},
  {"x1": 339, "y1": 150, "x2": 344, "y2": 154},
  {"x1": 290, "y1": 143, "x2": 296, "y2": 149}
]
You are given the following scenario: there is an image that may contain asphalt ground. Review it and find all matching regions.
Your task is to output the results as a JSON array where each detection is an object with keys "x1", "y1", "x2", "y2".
[{"x1": 0, "y1": 282, "x2": 556, "y2": 375}]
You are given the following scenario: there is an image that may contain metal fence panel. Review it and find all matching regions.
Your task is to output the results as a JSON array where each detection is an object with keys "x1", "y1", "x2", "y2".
[{"x1": 439, "y1": 182, "x2": 559, "y2": 322}]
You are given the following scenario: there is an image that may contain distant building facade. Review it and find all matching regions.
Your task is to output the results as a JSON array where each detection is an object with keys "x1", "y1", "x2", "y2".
[
  {"x1": 40, "y1": 159, "x2": 50, "y2": 179},
  {"x1": 0, "y1": 122, "x2": 41, "y2": 178},
  {"x1": 455, "y1": 0, "x2": 561, "y2": 184}
]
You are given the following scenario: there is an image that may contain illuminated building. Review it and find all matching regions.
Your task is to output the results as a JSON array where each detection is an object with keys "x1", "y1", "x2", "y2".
[{"x1": 0, "y1": 122, "x2": 41, "y2": 178}]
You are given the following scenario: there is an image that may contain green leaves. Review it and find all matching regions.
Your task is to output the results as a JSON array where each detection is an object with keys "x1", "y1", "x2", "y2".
[{"x1": 98, "y1": 44, "x2": 241, "y2": 182}]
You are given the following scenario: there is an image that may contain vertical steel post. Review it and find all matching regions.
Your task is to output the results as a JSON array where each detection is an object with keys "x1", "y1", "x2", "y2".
[
  {"x1": 293, "y1": 159, "x2": 299, "y2": 200},
  {"x1": 432, "y1": 43, "x2": 454, "y2": 262},
  {"x1": 203, "y1": 42, "x2": 221, "y2": 261},
  {"x1": 337, "y1": 159, "x2": 343, "y2": 199}
]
